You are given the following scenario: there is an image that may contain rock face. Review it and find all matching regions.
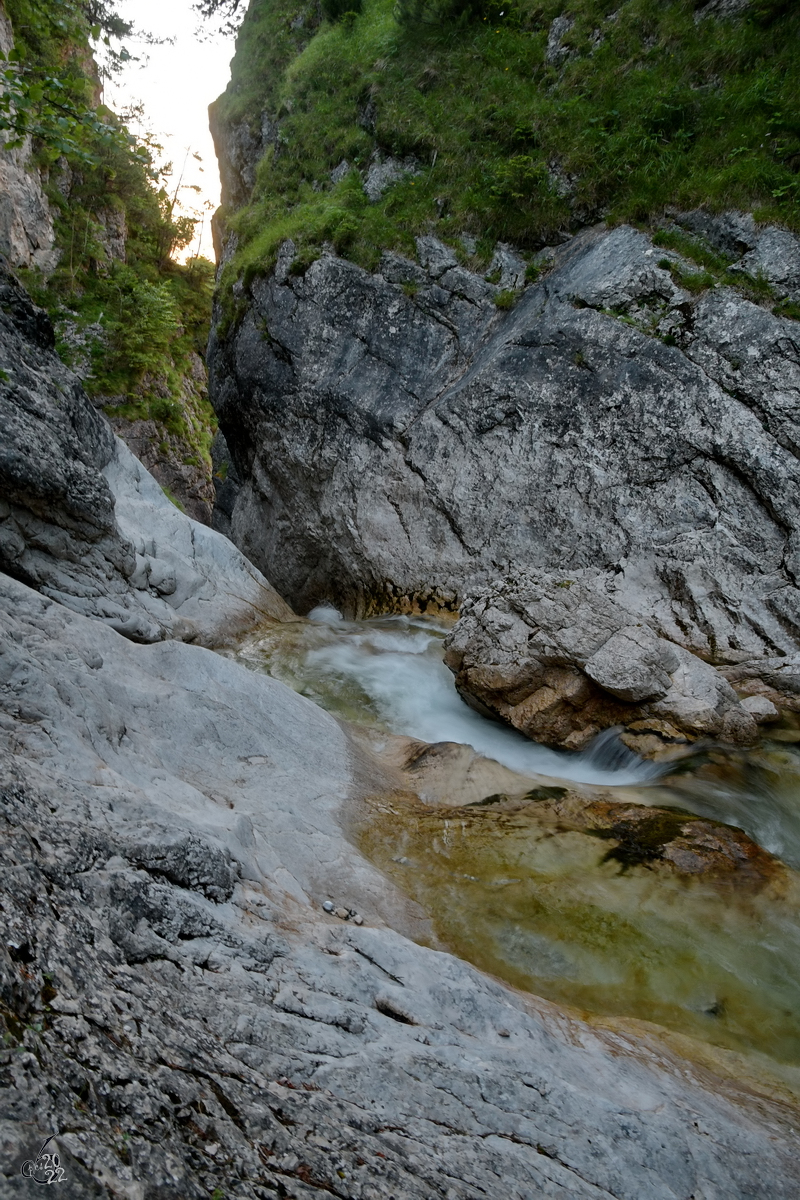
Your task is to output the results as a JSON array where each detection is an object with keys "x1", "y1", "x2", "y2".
[
  {"x1": 0, "y1": 267, "x2": 292, "y2": 644},
  {"x1": 0, "y1": 6, "x2": 58, "y2": 272},
  {"x1": 443, "y1": 570, "x2": 759, "y2": 753},
  {"x1": 209, "y1": 223, "x2": 800, "y2": 666},
  {"x1": 104, "y1": 352, "x2": 217, "y2": 526},
  {"x1": 3, "y1": 260, "x2": 800, "y2": 1193},
  {"x1": 3, "y1": 572, "x2": 800, "y2": 1199},
  {"x1": 209, "y1": 217, "x2": 800, "y2": 742}
]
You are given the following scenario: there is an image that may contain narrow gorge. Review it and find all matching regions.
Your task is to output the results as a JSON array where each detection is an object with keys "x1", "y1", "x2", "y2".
[{"x1": 2, "y1": 0, "x2": 800, "y2": 1197}]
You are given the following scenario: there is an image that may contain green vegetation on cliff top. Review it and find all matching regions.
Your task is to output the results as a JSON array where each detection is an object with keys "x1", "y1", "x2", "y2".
[{"x1": 214, "y1": 0, "x2": 799, "y2": 284}]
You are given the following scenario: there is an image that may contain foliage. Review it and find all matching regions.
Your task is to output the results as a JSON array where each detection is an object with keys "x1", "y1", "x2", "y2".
[
  {"x1": 4, "y1": 0, "x2": 217, "y2": 465},
  {"x1": 214, "y1": 0, "x2": 800, "y2": 302},
  {"x1": 493, "y1": 288, "x2": 516, "y2": 309},
  {"x1": 653, "y1": 224, "x2": 792, "y2": 308},
  {"x1": 0, "y1": 0, "x2": 139, "y2": 163},
  {"x1": 192, "y1": 0, "x2": 247, "y2": 36}
]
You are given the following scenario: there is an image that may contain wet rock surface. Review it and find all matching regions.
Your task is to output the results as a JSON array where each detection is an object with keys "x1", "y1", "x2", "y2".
[
  {"x1": 2, "y1": 573, "x2": 800, "y2": 1198},
  {"x1": 465, "y1": 787, "x2": 781, "y2": 890}
]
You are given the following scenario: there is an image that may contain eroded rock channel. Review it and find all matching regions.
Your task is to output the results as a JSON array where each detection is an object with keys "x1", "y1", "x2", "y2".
[
  {"x1": 3, "y1": 240, "x2": 800, "y2": 1195},
  {"x1": 232, "y1": 608, "x2": 800, "y2": 1068}
]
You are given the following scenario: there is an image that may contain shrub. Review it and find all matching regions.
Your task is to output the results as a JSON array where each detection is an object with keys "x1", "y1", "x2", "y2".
[{"x1": 322, "y1": 0, "x2": 363, "y2": 22}]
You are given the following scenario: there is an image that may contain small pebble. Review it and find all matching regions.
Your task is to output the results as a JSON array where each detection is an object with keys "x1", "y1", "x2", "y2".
[
  {"x1": 353, "y1": 914, "x2": 363, "y2": 926},
  {"x1": 498, "y1": 1028, "x2": 510, "y2": 1038},
  {"x1": 334, "y1": 907, "x2": 349, "y2": 920},
  {"x1": 322, "y1": 900, "x2": 334, "y2": 913}
]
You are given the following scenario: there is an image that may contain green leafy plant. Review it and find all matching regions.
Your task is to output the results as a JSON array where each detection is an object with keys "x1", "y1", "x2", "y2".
[{"x1": 213, "y1": 0, "x2": 800, "y2": 319}]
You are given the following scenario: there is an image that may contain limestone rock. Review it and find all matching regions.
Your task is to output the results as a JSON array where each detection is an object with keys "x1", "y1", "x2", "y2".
[
  {"x1": 584, "y1": 625, "x2": 679, "y2": 702},
  {"x1": 443, "y1": 571, "x2": 757, "y2": 751},
  {"x1": 209, "y1": 221, "x2": 800, "y2": 704},
  {"x1": 94, "y1": 206, "x2": 127, "y2": 268},
  {"x1": 0, "y1": 265, "x2": 292, "y2": 645},
  {"x1": 741, "y1": 694, "x2": 780, "y2": 722},
  {"x1": 209, "y1": 109, "x2": 279, "y2": 210},
  {"x1": 486, "y1": 241, "x2": 527, "y2": 290},
  {"x1": 103, "y1": 352, "x2": 216, "y2": 525},
  {"x1": 1, "y1": 572, "x2": 798, "y2": 1198},
  {"x1": 364, "y1": 153, "x2": 420, "y2": 201},
  {"x1": 209, "y1": 428, "x2": 242, "y2": 537},
  {"x1": 738, "y1": 226, "x2": 800, "y2": 303},
  {"x1": 545, "y1": 14, "x2": 574, "y2": 65}
]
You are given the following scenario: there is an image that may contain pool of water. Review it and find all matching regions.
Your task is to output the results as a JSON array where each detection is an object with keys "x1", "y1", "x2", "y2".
[{"x1": 230, "y1": 607, "x2": 800, "y2": 1069}]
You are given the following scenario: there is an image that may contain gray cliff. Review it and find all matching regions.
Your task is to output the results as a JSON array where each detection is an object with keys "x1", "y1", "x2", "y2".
[
  {"x1": 2, "y1": 257, "x2": 800, "y2": 1197},
  {"x1": 208, "y1": 219, "x2": 800, "y2": 747},
  {"x1": 0, "y1": 267, "x2": 291, "y2": 644}
]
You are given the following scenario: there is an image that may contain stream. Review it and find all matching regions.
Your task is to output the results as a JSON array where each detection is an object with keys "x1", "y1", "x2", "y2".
[{"x1": 231, "y1": 609, "x2": 800, "y2": 1072}]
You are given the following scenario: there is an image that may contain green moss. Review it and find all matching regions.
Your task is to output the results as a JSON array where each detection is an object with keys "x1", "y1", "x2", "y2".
[
  {"x1": 667, "y1": 262, "x2": 718, "y2": 295},
  {"x1": 215, "y1": 0, "x2": 800, "y2": 318},
  {"x1": 161, "y1": 486, "x2": 186, "y2": 513},
  {"x1": 588, "y1": 808, "x2": 697, "y2": 872},
  {"x1": 470, "y1": 785, "x2": 567, "y2": 807},
  {"x1": 775, "y1": 299, "x2": 800, "y2": 321},
  {"x1": 652, "y1": 228, "x2": 734, "y2": 272},
  {"x1": 653, "y1": 225, "x2": 797, "y2": 315}
]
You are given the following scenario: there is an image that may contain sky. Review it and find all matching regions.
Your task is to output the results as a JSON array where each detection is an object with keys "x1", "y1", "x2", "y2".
[{"x1": 101, "y1": 0, "x2": 237, "y2": 262}]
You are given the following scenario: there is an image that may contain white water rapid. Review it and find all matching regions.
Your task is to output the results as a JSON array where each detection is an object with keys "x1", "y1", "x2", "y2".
[{"x1": 270, "y1": 607, "x2": 662, "y2": 786}]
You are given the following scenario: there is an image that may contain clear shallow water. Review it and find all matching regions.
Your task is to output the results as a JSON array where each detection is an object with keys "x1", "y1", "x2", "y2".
[
  {"x1": 231, "y1": 607, "x2": 800, "y2": 1066},
  {"x1": 358, "y1": 797, "x2": 800, "y2": 1065},
  {"x1": 234, "y1": 606, "x2": 800, "y2": 867},
  {"x1": 243, "y1": 606, "x2": 661, "y2": 786}
]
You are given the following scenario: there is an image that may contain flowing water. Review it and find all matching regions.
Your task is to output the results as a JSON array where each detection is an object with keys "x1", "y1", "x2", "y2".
[
  {"x1": 231, "y1": 609, "x2": 800, "y2": 1071},
  {"x1": 234, "y1": 607, "x2": 661, "y2": 785}
]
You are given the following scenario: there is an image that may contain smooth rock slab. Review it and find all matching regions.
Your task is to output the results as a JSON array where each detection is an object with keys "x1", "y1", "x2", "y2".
[
  {"x1": 0, "y1": 263, "x2": 292, "y2": 646},
  {"x1": 1, "y1": 572, "x2": 799, "y2": 1197}
]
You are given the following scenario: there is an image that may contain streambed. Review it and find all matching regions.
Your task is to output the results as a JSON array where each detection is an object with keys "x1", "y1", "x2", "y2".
[{"x1": 230, "y1": 610, "x2": 800, "y2": 1069}]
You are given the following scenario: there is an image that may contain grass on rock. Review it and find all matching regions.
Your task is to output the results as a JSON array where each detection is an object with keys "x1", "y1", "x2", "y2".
[{"x1": 214, "y1": 0, "x2": 800, "y2": 297}]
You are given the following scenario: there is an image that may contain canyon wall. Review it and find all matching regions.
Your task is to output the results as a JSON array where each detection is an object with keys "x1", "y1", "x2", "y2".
[
  {"x1": 2, "y1": 255, "x2": 799, "y2": 1198},
  {"x1": 208, "y1": 213, "x2": 800, "y2": 750}
]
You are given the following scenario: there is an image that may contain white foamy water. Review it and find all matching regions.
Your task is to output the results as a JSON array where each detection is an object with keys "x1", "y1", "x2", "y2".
[
  {"x1": 231, "y1": 607, "x2": 800, "y2": 863},
  {"x1": 301, "y1": 609, "x2": 660, "y2": 786}
]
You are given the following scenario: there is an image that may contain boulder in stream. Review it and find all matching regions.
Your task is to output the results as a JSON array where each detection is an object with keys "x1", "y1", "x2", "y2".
[{"x1": 443, "y1": 569, "x2": 758, "y2": 754}]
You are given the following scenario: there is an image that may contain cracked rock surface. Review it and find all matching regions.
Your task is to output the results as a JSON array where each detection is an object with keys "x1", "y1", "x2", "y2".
[
  {"x1": 2, "y1": 573, "x2": 800, "y2": 1198},
  {"x1": 443, "y1": 570, "x2": 761, "y2": 752},
  {"x1": 209, "y1": 221, "x2": 800, "y2": 684}
]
